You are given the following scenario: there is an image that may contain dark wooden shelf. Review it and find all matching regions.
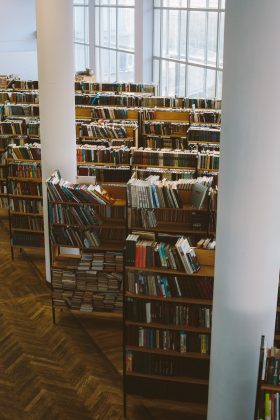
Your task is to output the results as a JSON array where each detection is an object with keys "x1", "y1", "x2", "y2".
[
  {"x1": 126, "y1": 346, "x2": 210, "y2": 360},
  {"x1": 125, "y1": 371, "x2": 209, "y2": 386},
  {"x1": 125, "y1": 292, "x2": 212, "y2": 306},
  {"x1": 125, "y1": 265, "x2": 214, "y2": 278},
  {"x1": 125, "y1": 320, "x2": 211, "y2": 334}
]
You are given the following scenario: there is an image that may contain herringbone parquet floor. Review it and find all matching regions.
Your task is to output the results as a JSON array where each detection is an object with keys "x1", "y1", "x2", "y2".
[{"x1": 0, "y1": 216, "x2": 207, "y2": 420}]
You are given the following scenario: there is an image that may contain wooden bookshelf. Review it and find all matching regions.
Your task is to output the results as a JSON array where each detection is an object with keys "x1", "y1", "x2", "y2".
[{"x1": 47, "y1": 171, "x2": 127, "y2": 321}]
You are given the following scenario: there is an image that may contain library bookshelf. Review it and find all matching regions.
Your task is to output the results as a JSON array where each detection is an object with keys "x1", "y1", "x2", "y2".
[{"x1": 47, "y1": 172, "x2": 128, "y2": 322}]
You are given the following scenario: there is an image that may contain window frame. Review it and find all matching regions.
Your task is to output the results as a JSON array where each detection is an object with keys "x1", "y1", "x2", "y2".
[{"x1": 152, "y1": 0, "x2": 225, "y2": 98}]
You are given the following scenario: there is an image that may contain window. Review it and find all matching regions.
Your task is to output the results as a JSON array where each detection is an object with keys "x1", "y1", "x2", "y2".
[
  {"x1": 94, "y1": 0, "x2": 135, "y2": 82},
  {"x1": 153, "y1": 0, "x2": 225, "y2": 98},
  {"x1": 74, "y1": 0, "x2": 90, "y2": 71}
]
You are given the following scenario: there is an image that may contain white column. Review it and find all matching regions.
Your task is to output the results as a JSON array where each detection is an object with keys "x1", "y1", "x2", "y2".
[
  {"x1": 207, "y1": 1, "x2": 280, "y2": 419},
  {"x1": 36, "y1": 0, "x2": 76, "y2": 282},
  {"x1": 135, "y1": 0, "x2": 153, "y2": 84}
]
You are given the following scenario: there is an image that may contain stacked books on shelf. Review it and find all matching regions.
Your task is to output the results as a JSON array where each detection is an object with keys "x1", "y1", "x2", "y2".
[
  {"x1": 187, "y1": 126, "x2": 221, "y2": 144},
  {"x1": 76, "y1": 145, "x2": 131, "y2": 165},
  {"x1": 255, "y1": 340, "x2": 280, "y2": 420},
  {"x1": 8, "y1": 143, "x2": 41, "y2": 160},
  {"x1": 131, "y1": 148, "x2": 198, "y2": 169},
  {"x1": 184, "y1": 98, "x2": 221, "y2": 110},
  {"x1": 48, "y1": 187, "x2": 126, "y2": 316},
  {"x1": 126, "y1": 234, "x2": 200, "y2": 275},
  {"x1": 4, "y1": 104, "x2": 39, "y2": 117}
]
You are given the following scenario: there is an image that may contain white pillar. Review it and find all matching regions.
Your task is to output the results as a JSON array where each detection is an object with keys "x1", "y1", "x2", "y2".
[
  {"x1": 207, "y1": 1, "x2": 280, "y2": 418},
  {"x1": 36, "y1": 0, "x2": 76, "y2": 282},
  {"x1": 135, "y1": 0, "x2": 153, "y2": 84}
]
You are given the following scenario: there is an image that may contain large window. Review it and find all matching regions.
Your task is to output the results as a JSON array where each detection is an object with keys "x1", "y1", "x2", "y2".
[
  {"x1": 153, "y1": 0, "x2": 225, "y2": 98},
  {"x1": 74, "y1": 0, "x2": 90, "y2": 71},
  {"x1": 94, "y1": 0, "x2": 135, "y2": 82}
]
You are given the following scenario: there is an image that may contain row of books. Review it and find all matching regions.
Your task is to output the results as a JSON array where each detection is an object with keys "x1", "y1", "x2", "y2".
[
  {"x1": 143, "y1": 122, "x2": 188, "y2": 136},
  {"x1": 89, "y1": 95, "x2": 181, "y2": 108},
  {"x1": 11, "y1": 215, "x2": 44, "y2": 231},
  {"x1": 4, "y1": 104, "x2": 40, "y2": 117},
  {"x1": 8, "y1": 92, "x2": 39, "y2": 104},
  {"x1": 127, "y1": 326, "x2": 211, "y2": 354},
  {"x1": 12, "y1": 232, "x2": 44, "y2": 247},
  {"x1": 126, "y1": 351, "x2": 209, "y2": 377},
  {"x1": 6, "y1": 79, "x2": 38, "y2": 90},
  {"x1": 9, "y1": 198, "x2": 43, "y2": 214},
  {"x1": 76, "y1": 145, "x2": 131, "y2": 165},
  {"x1": 186, "y1": 98, "x2": 221, "y2": 110},
  {"x1": 258, "y1": 393, "x2": 280, "y2": 420},
  {"x1": 0, "y1": 196, "x2": 8, "y2": 208},
  {"x1": 127, "y1": 175, "x2": 212, "y2": 209},
  {"x1": 8, "y1": 162, "x2": 41, "y2": 179},
  {"x1": 52, "y1": 269, "x2": 122, "y2": 293},
  {"x1": 144, "y1": 137, "x2": 187, "y2": 150},
  {"x1": 49, "y1": 203, "x2": 102, "y2": 226},
  {"x1": 8, "y1": 144, "x2": 41, "y2": 161},
  {"x1": 50, "y1": 226, "x2": 101, "y2": 248},
  {"x1": 74, "y1": 82, "x2": 156, "y2": 94},
  {"x1": 77, "y1": 165, "x2": 132, "y2": 183},
  {"x1": 0, "y1": 120, "x2": 40, "y2": 136},
  {"x1": 47, "y1": 170, "x2": 116, "y2": 206},
  {"x1": 77, "y1": 250, "x2": 123, "y2": 272},
  {"x1": 0, "y1": 167, "x2": 7, "y2": 179},
  {"x1": 128, "y1": 208, "x2": 209, "y2": 231},
  {"x1": 126, "y1": 271, "x2": 213, "y2": 300},
  {"x1": 126, "y1": 298, "x2": 211, "y2": 328},
  {"x1": 78, "y1": 122, "x2": 136, "y2": 139},
  {"x1": 91, "y1": 107, "x2": 131, "y2": 120},
  {"x1": 191, "y1": 111, "x2": 221, "y2": 124},
  {"x1": 132, "y1": 149, "x2": 198, "y2": 168},
  {"x1": 52, "y1": 289, "x2": 122, "y2": 312},
  {"x1": 126, "y1": 235, "x2": 200, "y2": 274},
  {"x1": 188, "y1": 126, "x2": 221, "y2": 143},
  {"x1": 8, "y1": 180, "x2": 42, "y2": 196}
]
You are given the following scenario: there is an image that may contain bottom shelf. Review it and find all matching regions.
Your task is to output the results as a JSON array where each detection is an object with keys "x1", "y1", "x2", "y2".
[{"x1": 126, "y1": 371, "x2": 208, "y2": 385}]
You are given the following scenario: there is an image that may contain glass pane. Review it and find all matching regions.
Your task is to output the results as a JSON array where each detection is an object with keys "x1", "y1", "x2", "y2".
[
  {"x1": 207, "y1": 12, "x2": 218, "y2": 66},
  {"x1": 190, "y1": 0, "x2": 207, "y2": 8},
  {"x1": 95, "y1": 8, "x2": 100, "y2": 44},
  {"x1": 100, "y1": 48, "x2": 117, "y2": 82},
  {"x1": 221, "y1": 0, "x2": 226, "y2": 9},
  {"x1": 118, "y1": 8, "x2": 134, "y2": 51},
  {"x1": 161, "y1": 60, "x2": 168, "y2": 96},
  {"x1": 206, "y1": 68, "x2": 216, "y2": 98},
  {"x1": 74, "y1": 0, "x2": 86, "y2": 5},
  {"x1": 209, "y1": 0, "x2": 218, "y2": 8},
  {"x1": 179, "y1": 11, "x2": 187, "y2": 59},
  {"x1": 162, "y1": 0, "x2": 188, "y2": 6},
  {"x1": 167, "y1": 61, "x2": 176, "y2": 96},
  {"x1": 178, "y1": 63, "x2": 186, "y2": 96},
  {"x1": 153, "y1": 59, "x2": 160, "y2": 88},
  {"x1": 187, "y1": 65, "x2": 205, "y2": 98},
  {"x1": 118, "y1": 0, "x2": 135, "y2": 5},
  {"x1": 75, "y1": 43, "x2": 86, "y2": 71},
  {"x1": 100, "y1": 7, "x2": 116, "y2": 48},
  {"x1": 188, "y1": 11, "x2": 207, "y2": 64},
  {"x1": 216, "y1": 70, "x2": 223, "y2": 99},
  {"x1": 118, "y1": 52, "x2": 134, "y2": 81},
  {"x1": 85, "y1": 45, "x2": 90, "y2": 69},
  {"x1": 153, "y1": 9, "x2": 161, "y2": 57},
  {"x1": 154, "y1": 0, "x2": 161, "y2": 6},
  {"x1": 218, "y1": 12, "x2": 225, "y2": 68},
  {"x1": 84, "y1": 6, "x2": 89, "y2": 44},
  {"x1": 99, "y1": 0, "x2": 117, "y2": 5},
  {"x1": 74, "y1": 7, "x2": 85, "y2": 43}
]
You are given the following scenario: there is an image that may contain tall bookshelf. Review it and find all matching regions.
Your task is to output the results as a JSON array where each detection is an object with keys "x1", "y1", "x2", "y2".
[
  {"x1": 123, "y1": 175, "x2": 216, "y2": 415},
  {"x1": 46, "y1": 171, "x2": 127, "y2": 321},
  {"x1": 6, "y1": 143, "x2": 43, "y2": 258}
]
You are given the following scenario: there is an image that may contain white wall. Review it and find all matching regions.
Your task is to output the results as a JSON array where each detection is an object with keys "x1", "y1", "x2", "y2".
[{"x1": 0, "y1": 0, "x2": 37, "y2": 79}]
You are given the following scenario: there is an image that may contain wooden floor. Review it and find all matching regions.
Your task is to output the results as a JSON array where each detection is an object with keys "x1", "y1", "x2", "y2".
[{"x1": 0, "y1": 215, "x2": 207, "y2": 420}]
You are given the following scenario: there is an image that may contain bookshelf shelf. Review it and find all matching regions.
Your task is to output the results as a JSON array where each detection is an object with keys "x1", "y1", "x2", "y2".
[
  {"x1": 7, "y1": 158, "x2": 41, "y2": 163},
  {"x1": 77, "y1": 162, "x2": 131, "y2": 167},
  {"x1": 125, "y1": 292, "x2": 213, "y2": 306},
  {"x1": 52, "y1": 243, "x2": 125, "y2": 252},
  {"x1": 10, "y1": 211, "x2": 43, "y2": 217},
  {"x1": 48, "y1": 198, "x2": 126, "y2": 207},
  {"x1": 132, "y1": 164, "x2": 196, "y2": 170},
  {"x1": 125, "y1": 320, "x2": 211, "y2": 334},
  {"x1": 11, "y1": 228, "x2": 44, "y2": 234},
  {"x1": 125, "y1": 265, "x2": 214, "y2": 278},
  {"x1": 126, "y1": 346, "x2": 210, "y2": 360},
  {"x1": 125, "y1": 372, "x2": 209, "y2": 386},
  {"x1": 7, "y1": 177, "x2": 42, "y2": 182},
  {"x1": 8, "y1": 194, "x2": 42, "y2": 200},
  {"x1": 260, "y1": 383, "x2": 280, "y2": 392},
  {"x1": 128, "y1": 225, "x2": 208, "y2": 235}
]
